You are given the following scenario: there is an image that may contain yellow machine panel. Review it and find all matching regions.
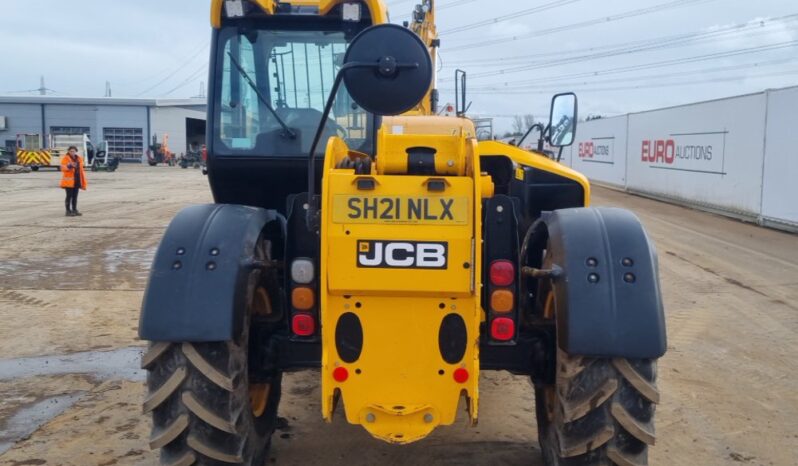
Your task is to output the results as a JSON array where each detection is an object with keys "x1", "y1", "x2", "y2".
[{"x1": 319, "y1": 129, "x2": 483, "y2": 444}]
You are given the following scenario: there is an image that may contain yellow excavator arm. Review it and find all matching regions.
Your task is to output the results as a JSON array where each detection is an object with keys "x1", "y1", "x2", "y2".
[{"x1": 407, "y1": 0, "x2": 439, "y2": 115}]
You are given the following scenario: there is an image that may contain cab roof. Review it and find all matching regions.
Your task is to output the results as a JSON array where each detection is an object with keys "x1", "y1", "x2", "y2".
[{"x1": 210, "y1": 0, "x2": 388, "y2": 28}]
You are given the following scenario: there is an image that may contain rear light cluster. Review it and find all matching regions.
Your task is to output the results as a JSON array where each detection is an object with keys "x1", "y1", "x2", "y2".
[
  {"x1": 488, "y1": 260, "x2": 516, "y2": 342},
  {"x1": 290, "y1": 258, "x2": 317, "y2": 337}
]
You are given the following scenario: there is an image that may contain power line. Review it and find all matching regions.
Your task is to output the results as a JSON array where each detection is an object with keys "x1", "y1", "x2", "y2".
[
  {"x1": 115, "y1": 41, "x2": 209, "y2": 88},
  {"x1": 445, "y1": 0, "x2": 715, "y2": 52},
  {"x1": 439, "y1": 15, "x2": 798, "y2": 81},
  {"x1": 134, "y1": 43, "x2": 210, "y2": 97},
  {"x1": 446, "y1": 40, "x2": 798, "y2": 89},
  {"x1": 441, "y1": 57, "x2": 798, "y2": 92},
  {"x1": 161, "y1": 62, "x2": 209, "y2": 97},
  {"x1": 459, "y1": 69, "x2": 798, "y2": 95},
  {"x1": 440, "y1": 0, "x2": 583, "y2": 35},
  {"x1": 443, "y1": 14, "x2": 798, "y2": 67}
]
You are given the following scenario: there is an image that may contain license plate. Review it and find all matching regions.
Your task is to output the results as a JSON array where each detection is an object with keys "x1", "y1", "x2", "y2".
[{"x1": 333, "y1": 195, "x2": 468, "y2": 225}]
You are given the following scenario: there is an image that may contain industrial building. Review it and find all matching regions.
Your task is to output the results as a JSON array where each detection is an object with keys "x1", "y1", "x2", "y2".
[{"x1": 0, "y1": 96, "x2": 206, "y2": 162}]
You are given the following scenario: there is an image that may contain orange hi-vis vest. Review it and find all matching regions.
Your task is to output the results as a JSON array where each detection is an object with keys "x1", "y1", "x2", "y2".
[{"x1": 60, "y1": 154, "x2": 88, "y2": 190}]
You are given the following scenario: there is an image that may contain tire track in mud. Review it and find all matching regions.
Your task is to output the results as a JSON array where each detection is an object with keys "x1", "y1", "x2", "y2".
[
  {"x1": 664, "y1": 250, "x2": 798, "y2": 312},
  {"x1": 0, "y1": 290, "x2": 57, "y2": 310}
]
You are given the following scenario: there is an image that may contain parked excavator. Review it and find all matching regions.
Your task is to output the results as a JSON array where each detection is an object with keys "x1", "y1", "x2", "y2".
[{"x1": 139, "y1": 1, "x2": 666, "y2": 465}]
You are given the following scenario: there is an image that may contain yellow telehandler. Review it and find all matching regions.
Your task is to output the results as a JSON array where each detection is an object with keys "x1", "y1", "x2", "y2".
[{"x1": 139, "y1": 1, "x2": 666, "y2": 464}]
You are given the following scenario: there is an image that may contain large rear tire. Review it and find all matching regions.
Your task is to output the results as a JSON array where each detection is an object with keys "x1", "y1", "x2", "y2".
[
  {"x1": 143, "y1": 239, "x2": 282, "y2": 465},
  {"x1": 532, "y1": 240, "x2": 660, "y2": 466},
  {"x1": 143, "y1": 340, "x2": 281, "y2": 465},
  {"x1": 536, "y1": 350, "x2": 659, "y2": 466}
]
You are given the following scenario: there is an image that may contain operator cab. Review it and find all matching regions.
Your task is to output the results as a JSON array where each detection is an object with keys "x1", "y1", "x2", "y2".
[{"x1": 208, "y1": 8, "x2": 379, "y2": 211}]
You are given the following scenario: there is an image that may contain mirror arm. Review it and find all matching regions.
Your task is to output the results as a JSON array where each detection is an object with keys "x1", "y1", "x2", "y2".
[
  {"x1": 540, "y1": 124, "x2": 551, "y2": 152},
  {"x1": 305, "y1": 61, "x2": 417, "y2": 231},
  {"x1": 518, "y1": 123, "x2": 545, "y2": 149}
]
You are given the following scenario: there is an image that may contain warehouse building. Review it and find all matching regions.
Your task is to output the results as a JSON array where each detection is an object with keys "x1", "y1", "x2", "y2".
[{"x1": 0, "y1": 96, "x2": 206, "y2": 162}]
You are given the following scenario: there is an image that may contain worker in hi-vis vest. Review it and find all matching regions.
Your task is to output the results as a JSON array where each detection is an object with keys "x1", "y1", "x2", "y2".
[{"x1": 60, "y1": 146, "x2": 88, "y2": 216}]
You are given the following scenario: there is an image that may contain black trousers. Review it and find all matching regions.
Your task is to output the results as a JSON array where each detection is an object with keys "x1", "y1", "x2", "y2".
[{"x1": 64, "y1": 187, "x2": 79, "y2": 212}]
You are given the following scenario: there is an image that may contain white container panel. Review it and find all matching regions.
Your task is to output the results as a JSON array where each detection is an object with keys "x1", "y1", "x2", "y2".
[
  {"x1": 626, "y1": 93, "x2": 767, "y2": 217},
  {"x1": 761, "y1": 87, "x2": 798, "y2": 228},
  {"x1": 570, "y1": 116, "x2": 628, "y2": 188}
]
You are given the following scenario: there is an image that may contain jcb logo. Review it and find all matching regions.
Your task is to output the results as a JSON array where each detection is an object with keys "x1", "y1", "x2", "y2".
[{"x1": 357, "y1": 240, "x2": 448, "y2": 269}]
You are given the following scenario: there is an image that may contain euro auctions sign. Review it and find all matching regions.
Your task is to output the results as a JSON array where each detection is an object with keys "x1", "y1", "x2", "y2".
[
  {"x1": 640, "y1": 130, "x2": 728, "y2": 175},
  {"x1": 578, "y1": 138, "x2": 615, "y2": 164}
]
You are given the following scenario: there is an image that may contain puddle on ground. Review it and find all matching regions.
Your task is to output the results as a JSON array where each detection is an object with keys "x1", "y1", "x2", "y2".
[
  {"x1": 103, "y1": 248, "x2": 154, "y2": 275},
  {"x1": 0, "y1": 392, "x2": 85, "y2": 455},
  {"x1": 0, "y1": 347, "x2": 144, "y2": 383},
  {"x1": 0, "y1": 246, "x2": 154, "y2": 290}
]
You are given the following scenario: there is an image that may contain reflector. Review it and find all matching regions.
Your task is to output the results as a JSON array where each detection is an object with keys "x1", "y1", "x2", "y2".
[{"x1": 333, "y1": 366, "x2": 349, "y2": 382}]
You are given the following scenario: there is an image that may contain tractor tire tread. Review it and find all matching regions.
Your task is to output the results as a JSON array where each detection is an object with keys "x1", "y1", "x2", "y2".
[
  {"x1": 182, "y1": 391, "x2": 238, "y2": 434},
  {"x1": 163, "y1": 451, "x2": 196, "y2": 466},
  {"x1": 142, "y1": 342, "x2": 172, "y2": 369},
  {"x1": 182, "y1": 342, "x2": 235, "y2": 392},
  {"x1": 612, "y1": 359, "x2": 660, "y2": 404},
  {"x1": 607, "y1": 446, "x2": 647, "y2": 466},
  {"x1": 560, "y1": 377, "x2": 619, "y2": 423},
  {"x1": 559, "y1": 425, "x2": 615, "y2": 458},
  {"x1": 610, "y1": 402, "x2": 655, "y2": 446},
  {"x1": 539, "y1": 351, "x2": 659, "y2": 465},
  {"x1": 186, "y1": 434, "x2": 244, "y2": 464},
  {"x1": 149, "y1": 413, "x2": 189, "y2": 449},
  {"x1": 143, "y1": 366, "x2": 186, "y2": 414}
]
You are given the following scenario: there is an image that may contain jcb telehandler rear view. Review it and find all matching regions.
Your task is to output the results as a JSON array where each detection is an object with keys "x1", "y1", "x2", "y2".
[{"x1": 139, "y1": 1, "x2": 667, "y2": 465}]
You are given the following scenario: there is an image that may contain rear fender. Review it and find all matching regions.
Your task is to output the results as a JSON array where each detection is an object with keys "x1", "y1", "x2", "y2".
[
  {"x1": 544, "y1": 207, "x2": 666, "y2": 358},
  {"x1": 139, "y1": 204, "x2": 284, "y2": 342}
]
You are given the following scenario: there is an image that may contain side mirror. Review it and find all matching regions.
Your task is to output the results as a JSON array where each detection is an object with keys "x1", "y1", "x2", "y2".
[
  {"x1": 455, "y1": 69, "x2": 470, "y2": 117},
  {"x1": 343, "y1": 24, "x2": 433, "y2": 116},
  {"x1": 548, "y1": 92, "x2": 577, "y2": 147}
]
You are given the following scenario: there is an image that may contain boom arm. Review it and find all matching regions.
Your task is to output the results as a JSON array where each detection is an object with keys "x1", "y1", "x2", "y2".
[{"x1": 407, "y1": 0, "x2": 439, "y2": 115}]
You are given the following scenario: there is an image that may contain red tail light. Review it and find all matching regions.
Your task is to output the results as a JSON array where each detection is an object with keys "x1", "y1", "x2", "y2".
[
  {"x1": 292, "y1": 313, "x2": 315, "y2": 336},
  {"x1": 491, "y1": 317, "x2": 515, "y2": 341},
  {"x1": 489, "y1": 260, "x2": 515, "y2": 286}
]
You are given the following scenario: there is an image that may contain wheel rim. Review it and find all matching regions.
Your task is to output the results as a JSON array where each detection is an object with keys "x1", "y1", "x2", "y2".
[
  {"x1": 250, "y1": 384, "x2": 271, "y2": 418},
  {"x1": 252, "y1": 287, "x2": 272, "y2": 316},
  {"x1": 543, "y1": 386, "x2": 556, "y2": 422},
  {"x1": 249, "y1": 286, "x2": 274, "y2": 418},
  {"x1": 543, "y1": 289, "x2": 557, "y2": 423},
  {"x1": 543, "y1": 291, "x2": 556, "y2": 320}
]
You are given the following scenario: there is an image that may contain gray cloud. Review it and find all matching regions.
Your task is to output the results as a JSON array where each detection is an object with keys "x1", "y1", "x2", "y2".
[{"x1": 2, "y1": 0, "x2": 796, "y2": 132}]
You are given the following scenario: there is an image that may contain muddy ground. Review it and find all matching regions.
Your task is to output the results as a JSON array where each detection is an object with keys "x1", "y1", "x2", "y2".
[{"x1": 0, "y1": 166, "x2": 796, "y2": 465}]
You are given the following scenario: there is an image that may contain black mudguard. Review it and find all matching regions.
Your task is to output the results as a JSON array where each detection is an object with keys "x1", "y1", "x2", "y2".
[
  {"x1": 139, "y1": 204, "x2": 282, "y2": 342},
  {"x1": 544, "y1": 207, "x2": 666, "y2": 359}
]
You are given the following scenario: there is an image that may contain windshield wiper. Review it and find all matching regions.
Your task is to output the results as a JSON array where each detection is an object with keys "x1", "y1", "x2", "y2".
[{"x1": 226, "y1": 51, "x2": 297, "y2": 139}]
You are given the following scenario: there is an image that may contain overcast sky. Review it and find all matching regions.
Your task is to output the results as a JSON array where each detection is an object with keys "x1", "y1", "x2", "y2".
[{"x1": 2, "y1": 0, "x2": 796, "y2": 132}]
